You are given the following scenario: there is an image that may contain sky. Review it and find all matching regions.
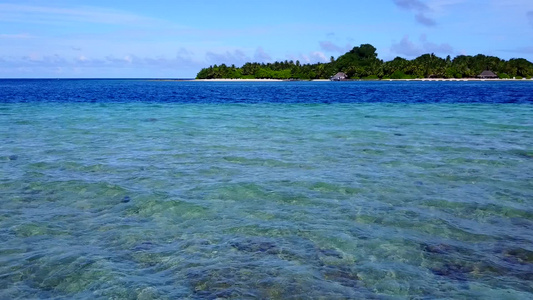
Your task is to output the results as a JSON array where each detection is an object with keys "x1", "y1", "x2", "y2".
[{"x1": 1, "y1": 0, "x2": 533, "y2": 78}]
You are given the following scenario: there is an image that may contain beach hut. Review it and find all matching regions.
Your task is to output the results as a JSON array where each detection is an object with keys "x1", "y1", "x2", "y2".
[
  {"x1": 331, "y1": 72, "x2": 347, "y2": 81},
  {"x1": 478, "y1": 70, "x2": 498, "y2": 79}
]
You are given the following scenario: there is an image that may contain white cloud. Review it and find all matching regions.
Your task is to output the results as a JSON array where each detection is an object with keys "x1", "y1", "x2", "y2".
[
  {"x1": 27, "y1": 53, "x2": 42, "y2": 62},
  {"x1": 415, "y1": 13, "x2": 436, "y2": 26},
  {"x1": 254, "y1": 47, "x2": 272, "y2": 62},
  {"x1": 487, "y1": 0, "x2": 533, "y2": 26},
  {"x1": 499, "y1": 46, "x2": 533, "y2": 54},
  {"x1": 285, "y1": 51, "x2": 328, "y2": 64},
  {"x1": 0, "y1": 50, "x2": 205, "y2": 76},
  {"x1": 393, "y1": 0, "x2": 428, "y2": 11},
  {"x1": 177, "y1": 47, "x2": 192, "y2": 56},
  {"x1": 310, "y1": 51, "x2": 328, "y2": 63},
  {"x1": 0, "y1": 33, "x2": 33, "y2": 39},
  {"x1": 426, "y1": 0, "x2": 465, "y2": 13},
  {"x1": 391, "y1": 35, "x2": 454, "y2": 57},
  {"x1": 392, "y1": 0, "x2": 437, "y2": 27},
  {"x1": 319, "y1": 41, "x2": 351, "y2": 53},
  {"x1": 390, "y1": 36, "x2": 420, "y2": 57},
  {"x1": 205, "y1": 49, "x2": 250, "y2": 66},
  {"x1": 0, "y1": 3, "x2": 162, "y2": 26}
]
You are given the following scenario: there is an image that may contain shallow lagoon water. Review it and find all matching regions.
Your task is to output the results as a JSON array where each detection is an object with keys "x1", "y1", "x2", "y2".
[{"x1": 1, "y1": 80, "x2": 532, "y2": 299}]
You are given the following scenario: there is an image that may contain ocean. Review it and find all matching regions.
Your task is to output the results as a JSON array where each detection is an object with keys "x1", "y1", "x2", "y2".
[{"x1": 1, "y1": 79, "x2": 532, "y2": 299}]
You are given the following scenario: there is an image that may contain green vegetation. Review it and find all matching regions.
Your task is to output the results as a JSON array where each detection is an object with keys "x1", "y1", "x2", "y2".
[{"x1": 196, "y1": 44, "x2": 533, "y2": 80}]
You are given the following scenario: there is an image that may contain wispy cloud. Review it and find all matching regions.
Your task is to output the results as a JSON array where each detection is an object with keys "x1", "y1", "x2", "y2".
[
  {"x1": 421, "y1": 38, "x2": 453, "y2": 54},
  {"x1": 391, "y1": 35, "x2": 453, "y2": 57},
  {"x1": 319, "y1": 41, "x2": 350, "y2": 53},
  {"x1": 0, "y1": 33, "x2": 34, "y2": 39},
  {"x1": 393, "y1": 0, "x2": 437, "y2": 27},
  {"x1": 499, "y1": 46, "x2": 533, "y2": 54},
  {"x1": 0, "y1": 3, "x2": 160, "y2": 26},
  {"x1": 390, "y1": 35, "x2": 420, "y2": 56},
  {"x1": 415, "y1": 13, "x2": 436, "y2": 26},
  {"x1": 205, "y1": 49, "x2": 251, "y2": 66},
  {"x1": 308, "y1": 51, "x2": 328, "y2": 63},
  {"x1": 0, "y1": 51, "x2": 205, "y2": 74},
  {"x1": 285, "y1": 51, "x2": 328, "y2": 64},
  {"x1": 393, "y1": 0, "x2": 429, "y2": 11},
  {"x1": 18, "y1": 53, "x2": 66, "y2": 65},
  {"x1": 196, "y1": 47, "x2": 327, "y2": 66},
  {"x1": 254, "y1": 47, "x2": 272, "y2": 62},
  {"x1": 1, "y1": 46, "x2": 322, "y2": 77},
  {"x1": 528, "y1": 11, "x2": 533, "y2": 27}
]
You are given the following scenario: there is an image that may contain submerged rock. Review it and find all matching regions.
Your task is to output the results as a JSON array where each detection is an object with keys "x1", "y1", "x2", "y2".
[
  {"x1": 318, "y1": 248, "x2": 343, "y2": 259},
  {"x1": 502, "y1": 248, "x2": 533, "y2": 264},
  {"x1": 321, "y1": 265, "x2": 360, "y2": 287},
  {"x1": 421, "y1": 243, "x2": 453, "y2": 254},
  {"x1": 420, "y1": 243, "x2": 474, "y2": 256},
  {"x1": 142, "y1": 118, "x2": 158, "y2": 122},
  {"x1": 430, "y1": 263, "x2": 472, "y2": 281},
  {"x1": 229, "y1": 239, "x2": 279, "y2": 255}
]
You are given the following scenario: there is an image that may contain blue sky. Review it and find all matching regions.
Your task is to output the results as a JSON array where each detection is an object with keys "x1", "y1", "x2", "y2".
[{"x1": 1, "y1": 0, "x2": 532, "y2": 78}]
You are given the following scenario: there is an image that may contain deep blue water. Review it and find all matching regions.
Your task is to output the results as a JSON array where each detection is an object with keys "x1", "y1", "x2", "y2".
[
  {"x1": 1, "y1": 80, "x2": 532, "y2": 299},
  {"x1": 1, "y1": 79, "x2": 532, "y2": 104}
]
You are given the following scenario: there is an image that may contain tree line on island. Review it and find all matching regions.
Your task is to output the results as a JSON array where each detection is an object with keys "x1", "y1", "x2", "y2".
[{"x1": 196, "y1": 44, "x2": 533, "y2": 80}]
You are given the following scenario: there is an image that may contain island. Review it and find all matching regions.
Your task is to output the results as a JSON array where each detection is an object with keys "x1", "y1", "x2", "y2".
[{"x1": 196, "y1": 44, "x2": 533, "y2": 80}]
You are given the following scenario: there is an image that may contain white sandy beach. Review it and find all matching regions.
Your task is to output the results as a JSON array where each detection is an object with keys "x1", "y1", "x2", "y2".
[
  {"x1": 195, "y1": 78, "x2": 284, "y2": 82},
  {"x1": 192, "y1": 78, "x2": 532, "y2": 82},
  {"x1": 153, "y1": 78, "x2": 532, "y2": 82}
]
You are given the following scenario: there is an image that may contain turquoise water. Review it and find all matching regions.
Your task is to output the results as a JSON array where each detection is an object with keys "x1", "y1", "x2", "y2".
[{"x1": 1, "y1": 81, "x2": 532, "y2": 299}]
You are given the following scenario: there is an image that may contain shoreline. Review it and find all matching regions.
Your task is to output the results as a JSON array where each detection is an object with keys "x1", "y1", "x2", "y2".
[
  {"x1": 194, "y1": 78, "x2": 284, "y2": 82},
  {"x1": 187, "y1": 78, "x2": 533, "y2": 82}
]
